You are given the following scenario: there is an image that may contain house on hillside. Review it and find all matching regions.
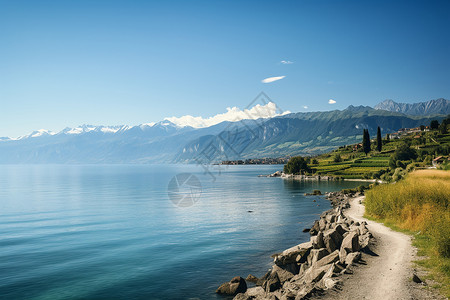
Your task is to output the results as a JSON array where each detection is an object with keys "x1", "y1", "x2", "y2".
[
  {"x1": 353, "y1": 143, "x2": 362, "y2": 151},
  {"x1": 432, "y1": 156, "x2": 445, "y2": 167},
  {"x1": 389, "y1": 132, "x2": 400, "y2": 139}
]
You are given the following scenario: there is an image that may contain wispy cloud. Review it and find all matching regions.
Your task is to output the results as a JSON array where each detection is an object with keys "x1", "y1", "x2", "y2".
[
  {"x1": 165, "y1": 102, "x2": 291, "y2": 128},
  {"x1": 303, "y1": 106, "x2": 308, "y2": 109},
  {"x1": 262, "y1": 76, "x2": 285, "y2": 83},
  {"x1": 328, "y1": 99, "x2": 336, "y2": 104},
  {"x1": 281, "y1": 60, "x2": 294, "y2": 64}
]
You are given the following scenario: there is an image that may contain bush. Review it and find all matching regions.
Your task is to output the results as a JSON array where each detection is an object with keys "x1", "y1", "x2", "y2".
[
  {"x1": 381, "y1": 173, "x2": 392, "y2": 182},
  {"x1": 406, "y1": 162, "x2": 416, "y2": 172},
  {"x1": 392, "y1": 168, "x2": 406, "y2": 181},
  {"x1": 283, "y1": 156, "x2": 310, "y2": 175},
  {"x1": 333, "y1": 154, "x2": 342, "y2": 163}
]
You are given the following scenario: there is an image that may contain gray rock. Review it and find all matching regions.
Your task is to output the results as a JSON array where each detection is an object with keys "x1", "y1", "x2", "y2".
[
  {"x1": 319, "y1": 218, "x2": 327, "y2": 231},
  {"x1": 246, "y1": 286, "x2": 265, "y2": 297},
  {"x1": 309, "y1": 220, "x2": 320, "y2": 236},
  {"x1": 294, "y1": 283, "x2": 318, "y2": 300},
  {"x1": 273, "y1": 264, "x2": 297, "y2": 283},
  {"x1": 263, "y1": 271, "x2": 281, "y2": 292},
  {"x1": 325, "y1": 214, "x2": 336, "y2": 223},
  {"x1": 216, "y1": 276, "x2": 247, "y2": 295},
  {"x1": 344, "y1": 251, "x2": 361, "y2": 265},
  {"x1": 334, "y1": 224, "x2": 347, "y2": 236},
  {"x1": 412, "y1": 273, "x2": 423, "y2": 284},
  {"x1": 323, "y1": 228, "x2": 343, "y2": 252},
  {"x1": 256, "y1": 270, "x2": 272, "y2": 286},
  {"x1": 313, "y1": 250, "x2": 340, "y2": 268},
  {"x1": 245, "y1": 274, "x2": 258, "y2": 284},
  {"x1": 298, "y1": 263, "x2": 309, "y2": 277},
  {"x1": 303, "y1": 264, "x2": 329, "y2": 283},
  {"x1": 308, "y1": 248, "x2": 329, "y2": 265},
  {"x1": 274, "y1": 242, "x2": 312, "y2": 266},
  {"x1": 312, "y1": 231, "x2": 325, "y2": 249},
  {"x1": 339, "y1": 245, "x2": 347, "y2": 264},
  {"x1": 341, "y1": 231, "x2": 360, "y2": 253},
  {"x1": 359, "y1": 232, "x2": 372, "y2": 249}
]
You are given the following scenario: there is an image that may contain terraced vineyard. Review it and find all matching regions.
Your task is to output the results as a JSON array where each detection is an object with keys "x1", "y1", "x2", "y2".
[{"x1": 309, "y1": 128, "x2": 450, "y2": 179}]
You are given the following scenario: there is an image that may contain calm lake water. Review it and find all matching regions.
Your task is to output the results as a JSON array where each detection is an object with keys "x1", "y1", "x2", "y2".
[{"x1": 0, "y1": 165, "x2": 368, "y2": 299}]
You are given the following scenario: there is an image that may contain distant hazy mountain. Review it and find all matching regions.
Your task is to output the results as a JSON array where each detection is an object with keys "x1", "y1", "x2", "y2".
[
  {"x1": 374, "y1": 98, "x2": 449, "y2": 116},
  {"x1": 0, "y1": 104, "x2": 443, "y2": 164}
]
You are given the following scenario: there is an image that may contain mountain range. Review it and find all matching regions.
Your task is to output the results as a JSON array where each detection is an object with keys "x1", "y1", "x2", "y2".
[
  {"x1": 0, "y1": 99, "x2": 447, "y2": 164},
  {"x1": 374, "y1": 98, "x2": 449, "y2": 116}
]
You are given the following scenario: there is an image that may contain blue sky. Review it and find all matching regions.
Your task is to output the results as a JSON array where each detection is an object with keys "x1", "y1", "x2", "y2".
[{"x1": 1, "y1": 0, "x2": 449, "y2": 137}]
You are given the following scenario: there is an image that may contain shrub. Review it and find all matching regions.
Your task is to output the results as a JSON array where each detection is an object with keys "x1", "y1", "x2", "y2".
[
  {"x1": 392, "y1": 167, "x2": 406, "y2": 181},
  {"x1": 381, "y1": 173, "x2": 392, "y2": 182},
  {"x1": 283, "y1": 156, "x2": 310, "y2": 175},
  {"x1": 333, "y1": 154, "x2": 342, "y2": 163}
]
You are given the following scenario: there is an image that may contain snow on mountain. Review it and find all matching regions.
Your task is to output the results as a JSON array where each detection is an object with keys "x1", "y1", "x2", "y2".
[
  {"x1": 59, "y1": 125, "x2": 128, "y2": 135},
  {"x1": 18, "y1": 129, "x2": 56, "y2": 139},
  {"x1": 5, "y1": 102, "x2": 286, "y2": 140}
]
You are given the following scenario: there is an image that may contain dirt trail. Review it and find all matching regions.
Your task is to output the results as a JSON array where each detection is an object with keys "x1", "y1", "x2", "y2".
[{"x1": 316, "y1": 196, "x2": 443, "y2": 300}]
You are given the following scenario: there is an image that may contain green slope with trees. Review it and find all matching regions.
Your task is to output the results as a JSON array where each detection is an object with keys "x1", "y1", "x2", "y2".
[{"x1": 283, "y1": 116, "x2": 450, "y2": 180}]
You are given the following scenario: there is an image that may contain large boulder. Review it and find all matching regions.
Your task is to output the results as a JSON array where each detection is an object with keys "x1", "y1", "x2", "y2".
[
  {"x1": 359, "y1": 232, "x2": 372, "y2": 249},
  {"x1": 273, "y1": 241, "x2": 312, "y2": 266},
  {"x1": 312, "y1": 231, "x2": 325, "y2": 249},
  {"x1": 323, "y1": 228, "x2": 344, "y2": 252},
  {"x1": 344, "y1": 251, "x2": 361, "y2": 266},
  {"x1": 309, "y1": 220, "x2": 320, "y2": 235},
  {"x1": 263, "y1": 271, "x2": 281, "y2": 292},
  {"x1": 319, "y1": 218, "x2": 327, "y2": 231},
  {"x1": 308, "y1": 248, "x2": 329, "y2": 265},
  {"x1": 233, "y1": 287, "x2": 266, "y2": 300},
  {"x1": 334, "y1": 224, "x2": 347, "y2": 236},
  {"x1": 313, "y1": 250, "x2": 340, "y2": 268},
  {"x1": 302, "y1": 264, "x2": 330, "y2": 284},
  {"x1": 341, "y1": 231, "x2": 360, "y2": 253},
  {"x1": 273, "y1": 264, "x2": 297, "y2": 283},
  {"x1": 216, "y1": 276, "x2": 247, "y2": 295}
]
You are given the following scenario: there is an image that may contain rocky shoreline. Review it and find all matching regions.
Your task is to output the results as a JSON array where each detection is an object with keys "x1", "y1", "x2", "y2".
[
  {"x1": 216, "y1": 191, "x2": 373, "y2": 300},
  {"x1": 259, "y1": 171, "x2": 378, "y2": 183}
]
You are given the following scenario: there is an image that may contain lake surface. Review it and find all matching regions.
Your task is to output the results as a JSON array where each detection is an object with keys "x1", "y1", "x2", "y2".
[{"x1": 0, "y1": 165, "x2": 368, "y2": 299}]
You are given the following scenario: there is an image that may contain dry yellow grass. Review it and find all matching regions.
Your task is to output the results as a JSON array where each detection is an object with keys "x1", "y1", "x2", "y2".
[{"x1": 365, "y1": 170, "x2": 450, "y2": 297}]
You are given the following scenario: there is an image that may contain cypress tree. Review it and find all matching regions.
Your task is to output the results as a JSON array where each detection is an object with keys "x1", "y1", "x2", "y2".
[
  {"x1": 376, "y1": 126, "x2": 382, "y2": 152},
  {"x1": 362, "y1": 129, "x2": 371, "y2": 155}
]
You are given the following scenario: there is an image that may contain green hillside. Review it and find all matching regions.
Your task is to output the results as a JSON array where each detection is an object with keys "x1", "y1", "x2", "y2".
[{"x1": 302, "y1": 121, "x2": 450, "y2": 179}]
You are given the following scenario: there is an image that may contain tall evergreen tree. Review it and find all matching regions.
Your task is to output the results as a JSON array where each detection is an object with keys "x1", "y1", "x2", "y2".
[
  {"x1": 362, "y1": 129, "x2": 371, "y2": 155},
  {"x1": 376, "y1": 126, "x2": 382, "y2": 152}
]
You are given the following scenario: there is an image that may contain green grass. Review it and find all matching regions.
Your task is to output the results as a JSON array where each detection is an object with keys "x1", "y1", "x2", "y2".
[{"x1": 365, "y1": 170, "x2": 450, "y2": 298}]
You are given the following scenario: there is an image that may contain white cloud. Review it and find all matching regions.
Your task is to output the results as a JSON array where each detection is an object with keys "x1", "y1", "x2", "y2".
[
  {"x1": 281, "y1": 60, "x2": 293, "y2": 64},
  {"x1": 165, "y1": 102, "x2": 291, "y2": 128},
  {"x1": 262, "y1": 76, "x2": 285, "y2": 83},
  {"x1": 328, "y1": 99, "x2": 336, "y2": 104},
  {"x1": 303, "y1": 106, "x2": 308, "y2": 109}
]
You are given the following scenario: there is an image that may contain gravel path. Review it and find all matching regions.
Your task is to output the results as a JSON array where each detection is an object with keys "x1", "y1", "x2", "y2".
[{"x1": 314, "y1": 196, "x2": 444, "y2": 300}]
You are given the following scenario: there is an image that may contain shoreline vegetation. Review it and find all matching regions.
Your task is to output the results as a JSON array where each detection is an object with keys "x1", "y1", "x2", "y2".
[{"x1": 365, "y1": 170, "x2": 450, "y2": 298}]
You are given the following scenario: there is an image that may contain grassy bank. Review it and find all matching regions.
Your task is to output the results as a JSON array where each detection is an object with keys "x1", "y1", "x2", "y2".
[{"x1": 365, "y1": 170, "x2": 450, "y2": 297}]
